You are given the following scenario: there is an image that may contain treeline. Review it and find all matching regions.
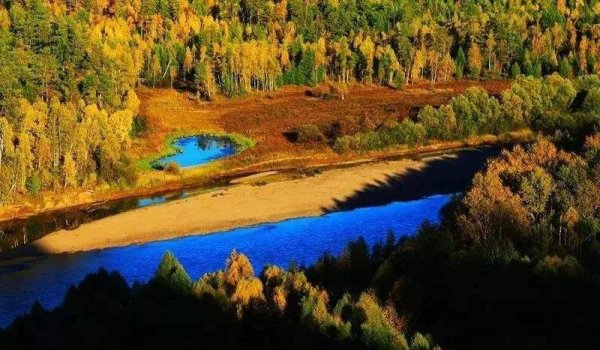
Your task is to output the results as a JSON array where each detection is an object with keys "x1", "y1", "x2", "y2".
[
  {"x1": 333, "y1": 74, "x2": 600, "y2": 151},
  {"x1": 2, "y1": 0, "x2": 600, "y2": 200},
  {"x1": 0, "y1": 250, "x2": 441, "y2": 350},
  {"x1": 136, "y1": 0, "x2": 600, "y2": 96}
]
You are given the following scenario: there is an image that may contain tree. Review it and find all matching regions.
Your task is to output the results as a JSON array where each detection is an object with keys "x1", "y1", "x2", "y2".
[
  {"x1": 558, "y1": 57, "x2": 573, "y2": 78},
  {"x1": 455, "y1": 47, "x2": 466, "y2": 79},
  {"x1": 0, "y1": 117, "x2": 13, "y2": 172},
  {"x1": 195, "y1": 52, "x2": 216, "y2": 100},
  {"x1": 154, "y1": 251, "x2": 192, "y2": 292},
  {"x1": 225, "y1": 250, "x2": 254, "y2": 287},
  {"x1": 359, "y1": 36, "x2": 375, "y2": 83},
  {"x1": 183, "y1": 46, "x2": 194, "y2": 76},
  {"x1": 467, "y1": 42, "x2": 483, "y2": 79},
  {"x1": 511, "y1": 62, "x2": 521, "y2": 78}
]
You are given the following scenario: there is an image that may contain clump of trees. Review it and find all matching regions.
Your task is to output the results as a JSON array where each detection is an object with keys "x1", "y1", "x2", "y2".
[
  {"x1": 334, "y1": 74, "x2": 600, "y2": 152},
  {"x1": 312, "y1": 135, "x2": 600, "y2": 349},
  {"x1": 0, "y1": 250, "x2": 440, "y2": 350},
  {"x1": 0, "y1": 0, "x2": 144, "y2": 202},
  {"x1": 457, "y1": 137, "x2": 600, "y2": 260}
]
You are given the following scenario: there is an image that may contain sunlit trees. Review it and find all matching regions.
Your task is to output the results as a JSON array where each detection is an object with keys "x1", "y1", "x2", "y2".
[
  {"x1": 1, "y1": 0, "x2": 600, "y2": 201},
  {"x1": 358, "y1": 35, "x2": 375, "y2": 83},
  {"x1": 456, "y1": 135, "x2": 600, "y2": 257},
  {"x1": 0, "y1": 117, "x2": 13, "y2": 172},
  {"x1": 467, "y1": 42, "x2": 483, "y2": 79}
]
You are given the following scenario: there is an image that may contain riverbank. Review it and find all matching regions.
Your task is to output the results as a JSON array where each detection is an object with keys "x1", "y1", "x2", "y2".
[
  {"x1": 17, "y1": 147, "x2": 500, "y2": 256},
  {"x1": 0, "y1": 80, "x2": 513, "y2": 222}
]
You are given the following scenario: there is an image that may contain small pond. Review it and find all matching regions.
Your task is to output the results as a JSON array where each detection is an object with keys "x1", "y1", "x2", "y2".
[{"x1": 153, "y1": 135, "x2": 237, "y2": 169}]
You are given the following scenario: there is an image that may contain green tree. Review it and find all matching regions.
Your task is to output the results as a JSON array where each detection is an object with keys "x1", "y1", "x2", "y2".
[
  {"x1": 511, "y1": 62, "x2": 522, "y2": 78},
  {"x1": 559, "y1": 57, "x2": 573, "y2": 78},
  {"x1": 455, "y1": 47, "x2": 466, "y2": 79},
  {"x1": 154, "y1": 251, "x2": 192, "y2": 292}
]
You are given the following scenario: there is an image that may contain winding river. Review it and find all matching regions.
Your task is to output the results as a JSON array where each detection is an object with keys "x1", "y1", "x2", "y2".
[
  {"x1": 0, "y1": 194, "x2": 452, "y2": 327},
  {"x1": 0, "y1": 145, "x2": 507, "y2": 328}
]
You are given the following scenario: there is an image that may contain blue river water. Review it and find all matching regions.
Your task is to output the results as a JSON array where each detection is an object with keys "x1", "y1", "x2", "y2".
[
  {"x1": 0, "y1": 194, "x2": 452, "y2": 327},
  {"x1": 154, "y1": 135, "x2": 237, "y2": 168}
]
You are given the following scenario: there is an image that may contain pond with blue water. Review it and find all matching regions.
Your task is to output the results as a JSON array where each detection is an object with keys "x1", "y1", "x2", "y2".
[
  {"x1": 153, "y1": 135, "x2": 237, "y2": 169},
  {"x1": 0, "y1": 194, "x2": 452, "y2": 327}
]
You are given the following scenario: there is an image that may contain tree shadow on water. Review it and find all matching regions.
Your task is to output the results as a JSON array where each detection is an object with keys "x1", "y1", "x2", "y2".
[{"x1": 323, "y1": 146, "x2": 504, "y2": 213}]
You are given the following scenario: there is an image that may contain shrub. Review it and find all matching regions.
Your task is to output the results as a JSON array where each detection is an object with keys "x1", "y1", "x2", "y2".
[
  {"x1": 26, "y1": 174, "x2": 42, "y2": 196},
  {"x1": 333, "y1": 136, "x2": 353, "y2": 153},
  {"x1": 121, "y1": 161, "x2": 139, "y2": 186},
  {"x1": 165, "y1": 162, "x2": 181, "y2": 175},
  {"x1": 130, "y1": 115, "x2": 149, "y2": 137},
  {"x1": 306, "y1": 82, "x2": 348, "y2": 100},
  {"x1": 295, "y1": 124, "x2": 325, "y2": 143}
]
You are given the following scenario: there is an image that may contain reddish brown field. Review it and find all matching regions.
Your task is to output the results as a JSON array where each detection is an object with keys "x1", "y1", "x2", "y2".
[{"x1": 135, "y1": 79, "x2": 511, "y2": 171}]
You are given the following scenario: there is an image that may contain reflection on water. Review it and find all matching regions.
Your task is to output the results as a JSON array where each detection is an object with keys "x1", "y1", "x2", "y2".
[
  {"x1": 0, "y1": 192, "x2": 191, "y2": 253},
  {"x1": 153, "y1": 135, "x2": 237, "y2": 169},
  {"x1": 137, "y1": 192, "x2": 189, "y2": 208},
  {"x1": 0, "y1": 194, "x2": 452, "y2": 327}
]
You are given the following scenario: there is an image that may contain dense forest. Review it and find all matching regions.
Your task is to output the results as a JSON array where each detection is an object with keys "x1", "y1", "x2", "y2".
[
  {"x1": 1, "y1": 1, "x2": 600, "y2": 348},
  {"x1": 3, "y1": 129, "x2": 600, "y2": 349},
  {"x1": 2, "y1": 0, "x2": 600, "y2": 202}
]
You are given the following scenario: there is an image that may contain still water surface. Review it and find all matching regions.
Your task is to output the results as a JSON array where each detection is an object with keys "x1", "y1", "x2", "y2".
[
  {"x1": 153, "y1": 135, "x2": 237, "y2": 168},
  {"x1": 0, "y1": 194, "x2": 452, "y2": 327}
]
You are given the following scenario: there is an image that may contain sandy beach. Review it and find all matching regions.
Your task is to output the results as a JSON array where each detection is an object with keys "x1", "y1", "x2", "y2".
[{"x1": 26, "y1": 147, "x2": 497, "y2": 255}]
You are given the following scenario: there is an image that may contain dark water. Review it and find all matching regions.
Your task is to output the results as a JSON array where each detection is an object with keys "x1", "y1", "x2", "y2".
[
  {"x1": 0, "y1": 194, "x2": 452, "y2": 327},
  {"x1": 0, "y1": 191, "x2": 193, "y2": 253},
  {"x1": 153, "y1": 135, "x2": 237, "y2": 169}
]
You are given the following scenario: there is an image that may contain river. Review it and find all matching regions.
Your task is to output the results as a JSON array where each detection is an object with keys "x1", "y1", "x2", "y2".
[{"x1": 0, "y1": 194, "x2": 452, "y2": 327}]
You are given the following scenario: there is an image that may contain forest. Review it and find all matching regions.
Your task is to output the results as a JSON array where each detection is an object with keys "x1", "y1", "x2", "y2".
[
  {"x1": 2, "y1": 1, "x2": 600, "y2": 348},
  {"x1": 2, "y1": 129, "x2": 600, "y2": 349},
  {"x1": 2, "y1": 0, "x2": 600, "y2": 202}
]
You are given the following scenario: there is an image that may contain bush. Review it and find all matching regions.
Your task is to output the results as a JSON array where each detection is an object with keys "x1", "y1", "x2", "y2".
[
  {"x1": 26, "y1": 174, "x2": 42, "y2": 196},
  {"x1": 130, "y1": 115, "x2": 149, "y2": 137},
  {"x1": 121, "y1": 161, "x2": 140, "y2": 186},
  {"x1": 327, "y1": 115, "x2": 376, "y2": 140},
  {"x1": 295, "y1": 124, "x2": 325, "y2": 143},
  {"x1": 165, "y1": 162, "x2": 182, "y2": 175},
  {"x1": 305, "y1": 82, "x2": 348, "y2": 100}
]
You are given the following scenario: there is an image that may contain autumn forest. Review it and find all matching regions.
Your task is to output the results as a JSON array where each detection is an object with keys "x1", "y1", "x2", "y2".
[
  {"x1": 1, "y1": 0, "x2": 600, "y2": 349},
  {"x1": 2, "y1": 0, "x2": 600, "y2": 200}
]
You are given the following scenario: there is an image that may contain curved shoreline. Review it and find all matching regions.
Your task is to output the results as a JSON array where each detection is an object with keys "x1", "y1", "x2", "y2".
[{"x1": 11, "y1": 146, "x2": 501, "y2": 257}]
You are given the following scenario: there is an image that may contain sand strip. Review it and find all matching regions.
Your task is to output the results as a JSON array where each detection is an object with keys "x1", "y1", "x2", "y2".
[{"x1": 28, "y1": 147, "x2": 496, "y2": 255}]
